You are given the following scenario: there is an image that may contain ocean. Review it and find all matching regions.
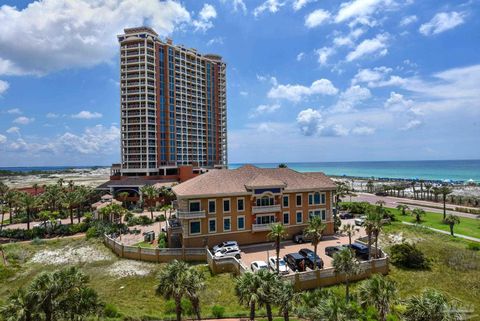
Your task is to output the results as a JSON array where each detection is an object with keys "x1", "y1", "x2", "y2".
[
  {"x1": 230, "y1": 160, "x2": 480, "y2": 183},
  {"x1": 1, "y1": 160, "x2": 479, "y2": 182}
]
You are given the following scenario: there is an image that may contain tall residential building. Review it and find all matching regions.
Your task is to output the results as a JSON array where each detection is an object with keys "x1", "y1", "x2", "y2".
[{"x1": 118, "y1": 27, "x2": 227, "y2": 177}]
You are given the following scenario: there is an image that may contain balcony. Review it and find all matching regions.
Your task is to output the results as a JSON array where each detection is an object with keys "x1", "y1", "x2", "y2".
[
  {"x1": 252, "y1": 222, "x2": 278, "y2": 232},
  {"x1": 176, "y1": 210, "x2": 206, "y2": 219},
  {"x1": 252, "y1": 204, "x2": 281, "y2": 214}
]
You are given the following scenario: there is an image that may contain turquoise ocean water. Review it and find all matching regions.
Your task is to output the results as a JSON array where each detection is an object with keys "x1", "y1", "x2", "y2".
[
  {"x1": 229, "y1": 160, "x2": 480, "y2": 183},
  {"x1": 1, "y1": 160, "x2": 479, "y2": 182}
]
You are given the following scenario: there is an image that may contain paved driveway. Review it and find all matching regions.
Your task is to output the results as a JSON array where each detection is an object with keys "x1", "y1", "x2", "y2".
[{"x1": 239, "y1": 219, "x2": 365, "y2": 274}]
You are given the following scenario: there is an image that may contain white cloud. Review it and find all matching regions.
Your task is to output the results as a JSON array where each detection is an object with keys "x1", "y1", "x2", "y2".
[
  {"x1": 13, "y1": 116, "x2": 34, "y2": 125},
  {"x1": 0, "y1": 80, "x2": 9, "y2": 95},
  {"x1": 268, "y1": 79, "x2": 338, "y2": 102},
  {"x1": 240, "y1": 91, "x2": 248, "y2": 96},
  {"x1": 292, "y1": 0, "x2": 316, "y2": 11},
  {"x1": 352, "y1": 126, "x2": 375, "y2": 135},
  {"x1": 72, "y1": 111, "x2": 103, "y2": 119},
  {"x1": 6, "y1": 108, "x2": 22, "y2": 115},
  {"x1": 385, "y1": 92, "x2": 412, "y2": 111},
  {"x1": 0, "y1": 0, "x2": 191, "y2": 76},
  {"x1": 207, "y1": 37, "x2": 224, "y2": 46},
  {"x1": 253, "y1": 0, "x2": 284, "y2": 17},
  {"x1": 400, "y1": 15, "x2": 417, "y2": 26},
  {"x1": 221, "y1": 0, "x2": 247, "y2": 14},
  {"x1": 0, "y1": 134, "x2": 6, "y2": 144},
  {"x1": 401, "y1": 119, "x2": 422, "y2": 130},
  {"x1": 6, "y1": 126, "x2": 20, "y2": 135},
  {"x1": 315, "y1": 47, "x2": 335, "y2": 66},
  {"x1": 346, "y1": 33, "x2": 388, "y2": 61},
  {"x1": 331, "y1": 85, "x2": 371, "y2": 113},
  {"x1": 46, "y1": 112, "x2": 60, "y2": 118},
  {"x1": 297, "y1": 108, "x2": 323, "y2": 136},
  {"x1": 419, "y1": 11, "x2": 465, "y2": 36},
  {"x1": 333, "y1": 28, "x2": 364, "y2": 47},
  {"x1": 305, "y1": 9, "x2": 331, "y2": 28},
  {"x1": 193, "y1": 3, "x2": 217, "y2": 32},
  {"x1": 321, "y1": 124, "x2": 350, "y2": 137},
  {"x1": 297, "y1": 52, "x2": 305, "y2": 61},
  {"x1": 335, "y1": 0, "x2": 393, "y2": 23},
  {"x1": 352, "y1": 66, "x2": 407, "y2": 88},
  {"x1": 249, "y1": 104, "x2": 280, "y2": 118}
]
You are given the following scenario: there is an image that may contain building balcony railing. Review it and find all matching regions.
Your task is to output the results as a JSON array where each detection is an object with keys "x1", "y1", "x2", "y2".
[
  {"x1": 252, "y1": 204, "x2": 281, "y2": 214},
  {"x1": 252, "y1": 222, "x2": 278, "y2": 232},
  {"x1": 177, "y1": 210, "x2": 206, "y2": 219}
]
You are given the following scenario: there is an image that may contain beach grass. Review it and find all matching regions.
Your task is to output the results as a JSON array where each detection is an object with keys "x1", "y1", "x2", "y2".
[{"x1": 385, "y1": 207, "x2": 480, "y2": 239}]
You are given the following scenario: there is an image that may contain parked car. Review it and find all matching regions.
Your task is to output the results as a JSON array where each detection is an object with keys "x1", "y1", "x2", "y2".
[
  {"x1": 339, "y1": 212, "x2": 354, "y2": 219},
  {"x1": 284, "y1": 253, "x2": 308, "y2": 272},
  {"x1": 292, "y1": 232, "x2": 314, "y2": 244},
  {"x1": 348, "y1": 242, "x2": 370, "y2": 259},
  {"x1": 214, "y1": 247, "x2": 241, "y2": 259},
  {"x1": 298, "y1": 248, "x2": 324, "y2": 269},
  {"x1": 212, "y1": 240, "x2": 238, "y2": 252},
  {"x1": 354, "y1": 216, "x2": 367, "y2": 226},
  {"x1": 325, "y1": 245, "x2": 348, "y2": 257},
  {"x1": 268, "y1": 257, "x2": 289, "y2": 274},
  {"x1": 251, "y1": 260, "x2": 268, "y2": 273},
  {"x1": 33, "y1": 219, "x2": 62, "y2": 229}
]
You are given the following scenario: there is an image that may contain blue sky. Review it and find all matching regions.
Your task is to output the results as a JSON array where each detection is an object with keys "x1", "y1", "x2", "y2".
[{"x1": 0, "y1": 0, "x2": 479, "y2": 166}]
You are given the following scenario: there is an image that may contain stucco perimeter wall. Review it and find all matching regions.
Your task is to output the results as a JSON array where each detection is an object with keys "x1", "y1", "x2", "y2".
[{"x1": 104, "y1": 235, "x2": 206, "y2": 263}]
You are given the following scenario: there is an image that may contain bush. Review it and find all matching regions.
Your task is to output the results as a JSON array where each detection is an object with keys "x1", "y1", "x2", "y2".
[
  {"x1": 467, "y1": 243, "x2": 480, "y2": 251},
  {"x1": 103, "y1": 303, "x2": 121, "y2": 318},
  {"x1": 158, "y1": 232, "x2": 167, "y2": 248},
  {"x1": 155, "y1": 214, "x2": 166, "y2": 222},
  {"x1": 127, "y1": 215, "x2": 153, "y2": 226},
  {"x1": 211, "y1": 305, "x2": 225, "y2": 319},
  {"x1": 131, "y1": 208, "x2": 143, "y2": 214},
  {"x1": 30, "y1": 237, "x2": 45, "y2": 246},
  {"x1": 390, "y1": 243, "x2": 429, "y2": 269}
]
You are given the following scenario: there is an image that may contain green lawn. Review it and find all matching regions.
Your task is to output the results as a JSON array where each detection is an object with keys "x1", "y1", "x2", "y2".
[{"x1": 385, "y1": 207, "x2": 480, "y2": 239}]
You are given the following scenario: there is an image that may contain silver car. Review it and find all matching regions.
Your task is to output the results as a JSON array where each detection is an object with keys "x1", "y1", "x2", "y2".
[
  {"x1": 268, "y1": 257, "x2": 289, "y2": 274},
  {"x1": 214, "y1": 246, "x2": 241, "y2": 259}
]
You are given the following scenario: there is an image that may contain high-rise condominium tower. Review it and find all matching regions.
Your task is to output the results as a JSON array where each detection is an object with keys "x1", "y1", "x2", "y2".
[{"x1": 118, "y1": 27, "x2": 227, "y2": 177}]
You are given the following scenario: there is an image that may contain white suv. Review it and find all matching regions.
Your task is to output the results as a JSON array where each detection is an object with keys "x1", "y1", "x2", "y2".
[
  {"x1": 251, "y1": 261, "x2": 268, "y2": 273},
  {"x1": 214, "y1": 247, "x2": 241, "y2": 259}
]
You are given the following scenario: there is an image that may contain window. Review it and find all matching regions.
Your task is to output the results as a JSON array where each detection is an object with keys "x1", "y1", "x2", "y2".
[
  {"x1": 238, "y1": 216, "x2": 245, "y2": 230},
  {"x1": 237, "y1": 198, "x2": 245, "y2": 212},
  {"x1": 308, "y1": 192, "x2": 326, "y2": 205},
  {"x1": 223, "y1": 199, "x2": 230, "y2": 213},
  {"x1": 322, "y1": 193, "x2": 326, "y2": 204},
  {"x1": 190, "y1": 221, "x2": 201, "y2": 235},
  {"x1": 189, "y1": 201, "x2": 200, "y2": 212},
  {"x1": 256, "y1": 196, "x2": 274, "y2": 206},
  {"x1": 223, "y1": 217, "x2": 231, "y2": 232},
  {"x1": 208, "y1": 200, "x2": 216, "y2": 214},
  {"x1": 308, "y1": 209, "x2": 326, "y2": 221},
  {"x1": 255, "y1": 215, "x2": 276, "y2": 225},
  {"x1": 283, "y1": 212, "x2": 290, "y2": 225},
  {"x1": 296, "y1": 211, "x2": 303, "y2": 224},
  {"x1": 296, "y1": 194, "x2": 302, "y2": 207},
  {"x1": 208, "y1": 218, "x2": 216, "y2": 233},
  {"x1": 283, "y1": 195, "x2": 289, "y2": 207}
]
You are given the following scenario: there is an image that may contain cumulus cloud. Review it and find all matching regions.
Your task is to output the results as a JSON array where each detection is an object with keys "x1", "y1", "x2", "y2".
[
  {"x1": 385, "y1": 92, "x2": 415, "y2": 113},
  {"x1": 6, "y1": 126, "x2": 20, "y2": 135},
  {"x1": 253, "y1": 0, "x2": 284, "y2": 17},
  {"x1": 46, "y1": 112, "x2": 60, "y2": 118},
  {"x1": 292, "y1": 0, "x2": 317, "y2": 11},
  {"x1": 297, "y1": 52, "x2": 305, "y2": 61},
  {"x1": 331, "y1": 85, "x2": 371, "y2": 113},
  {"x1": 13, "y1": 116, "x2": 34, "y2": 125},
  {"x1": 268, "y1": 79, "x2": 338, "y2": 102},
  {"x1": 249, "y1": 104, "x2": 281, "y2": 118},
  {"x1": 0, "y1": 0, "x2": 191, "y2": 76},
  {"x1": 400, "y1": 15, "x2": 417, "y2": 26},
  {"x1": 401, "y1": 119, "x2": 422, "y2": 130},
  {"x1": 221, "y1": 0, "x2": 247, "y2": 14},
  {"x1": 207, "y1": 37, "x2": 224, "y2": 46},
  {"x1": 419, "y1": 12, "x2": 465, "y2": 36},
  {"x1": 333, "y1": 28, "x2": 364, "y2": 47},
  {"x1": 315, "y1": 47, "x2": 335, "y2": 65},
  {"x1": 72, "y1": 111, "x2": 103, "y2": 119},
  {"x1": 297, "y1": 108, "x2": 323, "y2": 136},
  {"x1": 352, "y1": 66, "x2": 406, "y2": 88},
  {"x1": 0, "y1": 134, "x2": 6, "y2": 144},
  {"x1": 305, "y1": 9, "x2": 331, "y2": 28},
  {"x1": 335, "y1": 0, "x2": 394, "y2": 23},
  {"x1": 0, "y1": 80, "x2": 9, "y2": 95},
  {"x1": 352, "y1": 126, "x2": 375, "y2": 135},
  {"x1": 346, "y1": 33, "x2": 389, "y2": 61},
  {"x1": 193, "y1": 3, "x2": 217, "y2": 32},
  {"x1": 6, "y1": 108, "x2": 22, "y2": 115}
]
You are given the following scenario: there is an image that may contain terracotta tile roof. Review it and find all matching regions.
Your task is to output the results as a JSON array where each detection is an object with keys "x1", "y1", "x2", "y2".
[{"x1": 173, "y1": 165, "x2": 335, "y2": 197}]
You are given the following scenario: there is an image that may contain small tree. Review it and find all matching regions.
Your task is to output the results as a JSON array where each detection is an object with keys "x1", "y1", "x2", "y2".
[
  {"x1": 444, "y1": 214, "x2": 460, "y2": 236},
  {"x1": 404, "y1": 289, "x2": 465, "y2": 321},
  {"x1": 358, "y1": 274, "x2": 397, "y2": 321},
  {"x1": 396, "y1": 204, "x2": 409, "y2": 216},
  {"x1": 274, "y1": 280, "x2": 295, "y2": 321},
  {"x1": 438, "y1": 186, "x2": 453, "y2": 220},
  {"x1": 268, "y1": 223, "x2": 287, "y2": 273},
  {"x1": 332, "y1": 248, "x2": 361, "y2": 302},
  {"x1": 141, "y1": 185, "x2": 159, "y2": 220},
  {"x1": 341, "y1": 223, "x2": 357, "y2": 246},
  {"x1": 235, "y1": 272, "x2": 261, "y2": 321},
  {"x1": 278, "y1": 163, "x2": 288, "y2": 168},
  {"x1": 303, "y1": 216, "x2": 325, "y2": 269},
  {"x1": 412, "y1": 208, "x2": 425, "y2": 224},
  {"x1": 117, "y1": 192, "x2": 130, "y2": 208}
]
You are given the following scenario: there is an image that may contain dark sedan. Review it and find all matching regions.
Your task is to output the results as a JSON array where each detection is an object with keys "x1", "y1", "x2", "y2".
[
  {"x1": 325, "y1": 245, "x2": 348, "y2": 257},
  {"x1": 339, "y1": 212, "x2": 354, "y2": 219},
  {"x1": 348, "y1": 242, "x2": 370, "y2": 260},
  {"x1": 298, "y1": 248, "x2": 324, "y2": 269}
]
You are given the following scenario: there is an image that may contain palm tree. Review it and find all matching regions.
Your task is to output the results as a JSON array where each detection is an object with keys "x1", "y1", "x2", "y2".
[
  {"x1": 438, "y1": 186, "x2": 453, "y2": 220},
  {"x1": 98, "y1": 203, "x2": 126, "y2": 223},
  {"x1": 376, "y1": 200, "x2": 386, "y2": 208},
  {"x1": 372, "y1": 211, "x2": 384, "y2": 259},
  {"x1": 184, "y1": 267, "x2": 206, "y2": 320},
  {"x1": 358, "y1": 274, "x2": 397, "y2": 321},
  {"x1": 0, "y1": 289, "x2": 39, "y2": 321},
  {"x1": 303, "y1": 216, "x2": 325, "y2": 269},
  {"x1": 404, "y1": 289, "x2": 464, "y2": 321},
  {"x1": 20, "y1": 193, "x2": 38, "y2": 230},
  {"x1": 156, "y1": 260, "x2": 192, "y2": 321},
  {"x1": 444, "y1": 214, "x2": 460, "y2": 236},
  {"x1": 335, "y1": 182, "x2": 349, "y2": 230},
  {"x1": 396, "y1": 204, "x2": 409, "y2": 216},
  {"x1": 412, "y1": 208, "x2": 425, "y2": 224},
  {"x1": 141, "y1": 185, "x2": 158, "y2": 219},
  {"x1": 278, "y1": 163, "x2": 288, "y2": 168},
  {"x1": 4, "y1": 189, "x2": 19, "y2": 224},
  {"x1": 364, "y1": 210, "x2": 378, "y2": 260},
  {"x1": 235, "y1": 272, "x2": 261, "y2": 321},
  {"x1": 274, "y1": 280, "x2": 295, "y2": 321},
  {"x1": 424, "y1": 183, "x2": 433, "y2": 200},
  {"x1": 257, "y1": 269, "x2": 278, "y2": 321},
  {"x1": 332, "y1": 247, "x2": 361, "y2": 303},
  {"x1": 62, "y1": 189, "x2": 78, "y2": 225},
  {"x1": 268, "y1": 223, "x2": 287, "y2": 273},
  {"x1": 366, "y1": 180, "x2": 375, "y2": 193},
  {"x1": 117, "y1": 191, "x2": 130, "y2": 208},
  {"x1": 340, "y1": 223, "x2": 357, "y2": 246}
]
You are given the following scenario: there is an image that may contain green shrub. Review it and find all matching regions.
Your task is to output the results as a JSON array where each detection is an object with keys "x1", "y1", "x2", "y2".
[
  {"x1": 103, "y1": 303, "x2": 121, "y2": 318},
  {"x1": 467, "y1": 242, "x2": 480, "y2": 251},
  {"x1": 390, "y1": 243, "x2": 429, "y2": 269},
  {"x1": 30, "y1": 237, "x2": 45, "y2": 246},
  {"x1": 211, "y1": 305, "x2": 225, "y2": 318}
]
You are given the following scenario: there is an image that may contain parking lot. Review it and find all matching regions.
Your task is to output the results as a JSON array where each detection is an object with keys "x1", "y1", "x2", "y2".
[{"x1": 239, "y1": 219, "x2": 366, "y2": 274}]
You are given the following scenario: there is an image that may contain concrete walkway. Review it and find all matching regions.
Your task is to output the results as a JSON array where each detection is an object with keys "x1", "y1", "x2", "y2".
[{"x1": 401, "y1": 221, "x2": 480, "y2": 243}]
